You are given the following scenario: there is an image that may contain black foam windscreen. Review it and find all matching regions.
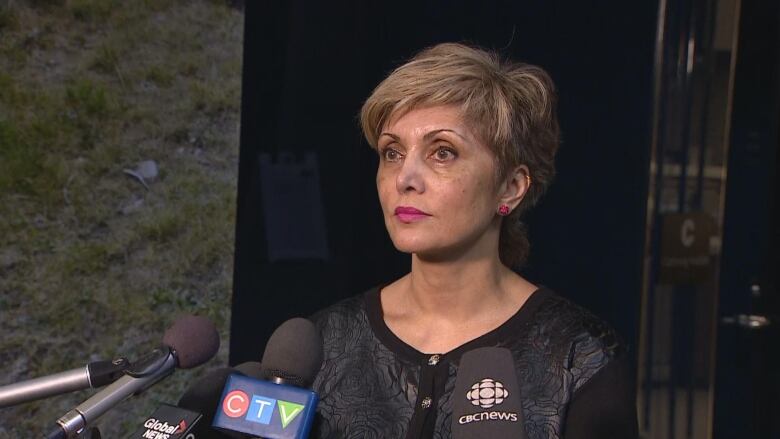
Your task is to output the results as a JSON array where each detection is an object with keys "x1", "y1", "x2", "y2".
[
  {"x1": 178, "y1": 363, "x2": 263, "y2": 413},
  {"x1": 178, "y1": 367, "x2": 235, "y2": 413},
  {"x1": 260, "y1": 318, "x2": 323, "y2": 387},
  {"x1": 162, "y1": 314, "x2": 220, "y2": 369},
  {"x1": 234, "y1": 361, "x2": 262, "y2": 378},
  {"x1": 451, "y1": 347, "x2": 526, "y2": 439}
]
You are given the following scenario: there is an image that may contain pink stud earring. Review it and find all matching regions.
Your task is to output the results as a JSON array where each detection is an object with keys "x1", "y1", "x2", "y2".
[{"x1": 498, "y1": 204, "x2": 511, "y2": 216}]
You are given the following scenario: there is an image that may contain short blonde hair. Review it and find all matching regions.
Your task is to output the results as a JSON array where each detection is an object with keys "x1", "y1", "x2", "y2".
[{"x1": 360, "y1": 42, "x2": 560, "y2": 268}]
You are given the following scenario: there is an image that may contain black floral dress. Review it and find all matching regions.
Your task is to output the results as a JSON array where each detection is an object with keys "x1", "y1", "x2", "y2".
[{"x1": 309, "y1": 286, "x2": 638, "y2": 439}]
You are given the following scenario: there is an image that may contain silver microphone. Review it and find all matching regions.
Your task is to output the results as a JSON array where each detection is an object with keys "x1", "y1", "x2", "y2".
[{"x1": 0, "y1": 358, "x2": 129, "y2": 408}]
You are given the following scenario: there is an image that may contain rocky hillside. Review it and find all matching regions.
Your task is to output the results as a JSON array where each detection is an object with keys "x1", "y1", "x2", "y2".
[{"x1": 0, "y1": 1, "x2": 242, "y2": 436}]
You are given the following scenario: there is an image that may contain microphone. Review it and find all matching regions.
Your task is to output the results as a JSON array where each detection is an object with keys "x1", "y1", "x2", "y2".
[
  {"x1": 451, "y1": 347, "x2": 526, "y2": 439},
  {"x1": 0, "y1": 357, "x2": 130, "y2": 408},
  {"x1": 212, "y1": 318, "x2": 323, "y2": 439},
  {"x1": 44, "y1": 315, "x2": 220, "y2": 439},
  {"x1": 128, "y1": 403, "x2": 202, "y2": 439},
  {"x1": 134, "y1": 362, "x2": 264, "y2": 439}
]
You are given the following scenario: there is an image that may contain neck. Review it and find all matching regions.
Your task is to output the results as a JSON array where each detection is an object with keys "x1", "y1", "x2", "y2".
[
  {"x1": 402, "y1": 229, "x2": 516, "y2": 319},
  {"x1": 408, "y1": 258, "x2": 507, "y2": 313}
]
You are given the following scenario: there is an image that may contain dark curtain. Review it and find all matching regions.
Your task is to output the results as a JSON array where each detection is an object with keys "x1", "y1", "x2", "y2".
[{"x1": 231, "y1": 0, "x2": 657, "y2": 365}]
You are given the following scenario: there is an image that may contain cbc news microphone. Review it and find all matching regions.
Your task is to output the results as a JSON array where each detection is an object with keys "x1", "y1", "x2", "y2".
[
  {"x1": 451, "y1": 347, "x2": 527, "y2": 439},
  {"x1": 213, "y1": 318, "x2": 323, "y2": 439},
  {"x1": 44, "y1": 315, "x2": 220, "y2": 439},
  {"x1": 128, "y1": 362, "x2": 263, "y2": 439}
]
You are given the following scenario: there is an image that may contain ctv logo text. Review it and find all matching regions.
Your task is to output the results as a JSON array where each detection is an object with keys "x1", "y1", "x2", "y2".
[{"x1": 222, "y1": 389, "x2": 305, "y2": 429}]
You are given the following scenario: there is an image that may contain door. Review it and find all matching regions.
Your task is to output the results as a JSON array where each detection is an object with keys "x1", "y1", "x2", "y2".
[
  {"x1": 712, "y1": 0, "x2": 779, "y2": 437},
  {"x1": 636, "y1": 0, "x2": 779, "y2": 437}
]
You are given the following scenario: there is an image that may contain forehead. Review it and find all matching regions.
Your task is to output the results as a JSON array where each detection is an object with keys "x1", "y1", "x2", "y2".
[{"x1": 383, "y1": 105, "x2": 473, "y2": 138}]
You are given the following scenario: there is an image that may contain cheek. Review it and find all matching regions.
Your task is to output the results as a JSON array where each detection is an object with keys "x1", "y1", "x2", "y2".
[
  {"x1": 441, "y1": 174, "x2": 493, "y2": 211},
  {"x1": 376, "y1": 173, "x2": 394, "y2": 212}
]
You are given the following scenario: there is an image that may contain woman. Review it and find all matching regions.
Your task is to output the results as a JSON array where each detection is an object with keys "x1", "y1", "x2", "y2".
[{"x1": 310, "y1": 43, "x2": 637, "y2": 439}]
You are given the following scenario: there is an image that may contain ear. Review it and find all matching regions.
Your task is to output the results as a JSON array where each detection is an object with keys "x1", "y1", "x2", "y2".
[{"x1": 497, "y1": 165, "x2": 531, "y2": 211}]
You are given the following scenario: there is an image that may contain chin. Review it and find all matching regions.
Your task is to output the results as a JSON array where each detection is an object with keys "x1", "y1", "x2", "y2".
[
  {"x1": 389, "y1": 235, "x2": 459, "y2": 260},
  {"x1": 389, "y1": 235, "x2": 437, "y2": 255},
  {"x1": 390, "y1": 241, "x2": 428, "y2": 255},
  {"x1": 389, "y1": 227, "x2": 494, "y2": 262}
]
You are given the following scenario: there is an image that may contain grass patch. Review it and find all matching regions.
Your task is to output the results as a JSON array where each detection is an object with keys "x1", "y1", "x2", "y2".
[
  {"x1": 90, "y1": 44, "x2": 121, "y2": 75},
  {"x1": 65, "y1": 79, "x2": 114, "y2": 119},
  {"x1": 84, "y1": 143, "x2": 125, "y2": 175},
  {"x1": 145, "y1": 65, "x2": 175, "y2": 87},
  {"x1": 59, "y1": 241, "x2": 116, "y2": 275},
  {"x1": 164, "y1": 125, "x2": 190, "y2": 144},
  {"x1": 0, "y1": 120, "x2": 46, "y2": 194},
  {"x1": 69, "y1": 0, "x2": 115, "y2": 22},
  {"x1": 0, "y1": 72, "x2": 22, "y2": 104},
  {"x1": 176, "y1": 58, "x2": 199, "y2": 77},
  {"x1": 0, "y1": 1, "x2": 242, "y2": 436},
  {"x1": 64, "y1": 78, "x2": 121, "y2": 148},
  {"x1": 189, "y1": 79, "x2": 239, "y2": 115},
  {"x1": 137, "y1": 208, "x2": 187, "y2": 243},
  {"x1": 0, "y1": 74, "x2": 126, "y2": 201},
  {"x1": 147, "y1": 287, "x2": 199, "y2": 312},
  {"x1": 0, "y1": 43, "x2": 29, "y2": 66},
  {"x1": 28, "y1": 0, "x2": 67, "y2": 8},
  {"x1": 141, "y1": 0, "x2": 178, "y2": 13},
  {"x1": 0, "y1": 6, "x2": 19, "y2": 31}
]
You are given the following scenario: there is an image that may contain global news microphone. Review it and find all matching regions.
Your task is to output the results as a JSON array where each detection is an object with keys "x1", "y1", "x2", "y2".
[{"x1": 306, "y1": 43, "x2": 639, "y2": 439}]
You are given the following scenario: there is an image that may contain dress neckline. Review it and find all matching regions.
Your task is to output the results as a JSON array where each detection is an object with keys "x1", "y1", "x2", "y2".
[{"x1": 364, "y1": 285, "x2": 552, "y2": 364}]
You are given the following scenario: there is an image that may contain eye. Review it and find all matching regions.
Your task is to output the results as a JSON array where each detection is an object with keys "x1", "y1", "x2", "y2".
[
  {"x1": 432, "y1": 146, "x2": 457, "y2": 162},
  {"x1": 380, "y1": 147, "x2": 403, "y2": 162}
]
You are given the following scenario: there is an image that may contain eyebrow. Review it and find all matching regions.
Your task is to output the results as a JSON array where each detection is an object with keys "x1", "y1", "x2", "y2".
[{"x1": 378, "y1": 129, "x2": 467, "y2": 143}]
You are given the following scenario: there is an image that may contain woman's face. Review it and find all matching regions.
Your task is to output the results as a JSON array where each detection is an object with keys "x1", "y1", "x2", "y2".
[{"x1": 376, "y1": 105, "x2": 505, "y2": 260}]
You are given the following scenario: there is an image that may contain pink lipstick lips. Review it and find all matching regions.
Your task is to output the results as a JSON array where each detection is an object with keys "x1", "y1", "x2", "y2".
[{"x1": 394, "y1": 206, "x2": 431, "y2": 223}]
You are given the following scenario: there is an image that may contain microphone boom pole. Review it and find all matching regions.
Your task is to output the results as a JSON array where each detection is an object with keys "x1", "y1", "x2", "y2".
[
  {"x1": 45, "y1": 348, "x2": 176, "y2": 439},
  {"x1": 0, "y1": 358, "x2": 129, "y2": 408}
]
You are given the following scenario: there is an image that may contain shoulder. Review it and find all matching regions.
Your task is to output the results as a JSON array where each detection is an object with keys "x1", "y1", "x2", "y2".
[
  {"x1": 525, "y1": 289, "x2": 627, "y2": 393},
  {"x1": 309, "y1": 290, "x2": 370, "y2": 335},
  {"x1": 308, "y1": 287, "x2": 377, "y2": 354},
  {"x1": 533, "y1": 294, "x2": 639, "y2": 436}
]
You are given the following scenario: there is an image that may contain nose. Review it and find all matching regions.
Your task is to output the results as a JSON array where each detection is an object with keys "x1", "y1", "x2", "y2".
[{"x1": 396, "y1": 153, "x2": 425, "y2": 194}]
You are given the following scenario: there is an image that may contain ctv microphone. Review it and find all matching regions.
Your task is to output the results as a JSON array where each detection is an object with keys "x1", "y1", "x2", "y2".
[
  {"x1": 213, "y1": 318, "x2": 323, "y2": 439},
  {"x1": 451, "y1": 347, "x2": 526, "y2": 439},
  {"x1": 0, "y1": 357, "x2": 130, "y2": 408},
  {"x1": 44, "y1": 315, "x2": 220, "y2": 439}
]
